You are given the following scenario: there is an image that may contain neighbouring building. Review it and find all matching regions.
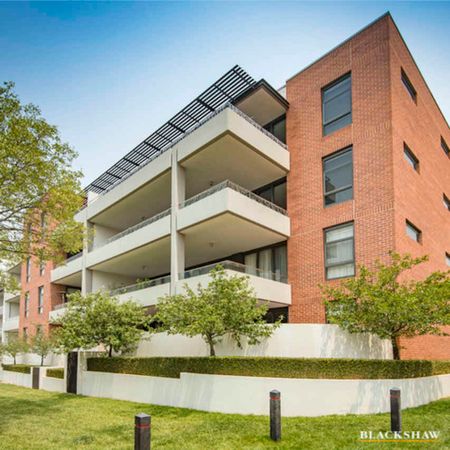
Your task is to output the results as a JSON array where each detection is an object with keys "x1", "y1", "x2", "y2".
[{"x1": 14, "y1": 13, "x2": 450, "y2": 359}]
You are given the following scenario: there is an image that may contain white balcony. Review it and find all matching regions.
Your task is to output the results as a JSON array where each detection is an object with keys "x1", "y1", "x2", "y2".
[
  {"x1": 51, "y1": 253, "x2": 83, "y2": 285},
  {"x1": 49, "y1": 303, "x2": 68, "y2": 322},
  {"x1": 86, "y1": 210, "x2": 171, "y2": 269},
  {"x1": 108, "y1": 261, "x2": 290, "y2": 308},
  {"x1": 3, "y1": 316, "x2": 19, "y2": 332}
]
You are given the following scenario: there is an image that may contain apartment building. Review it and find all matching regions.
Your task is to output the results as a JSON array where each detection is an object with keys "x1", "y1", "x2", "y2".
[
  {"x1": 17, "y1": 13, "x2": 450, "y2": 359},
  {"x1": 1, "y1": 264, "x2": 21, "y2": 343}
]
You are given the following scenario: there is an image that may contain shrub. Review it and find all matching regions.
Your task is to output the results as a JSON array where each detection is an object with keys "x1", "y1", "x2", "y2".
[
  {"x1": 2, "y1": 364, "x2": 32, "y2": 374},
  {"x1": 46, "y1": 368, "x2": 64, "y2": 379},
  {"x1": 87, "y1": 357, "x2": 450, "y2": 380}
]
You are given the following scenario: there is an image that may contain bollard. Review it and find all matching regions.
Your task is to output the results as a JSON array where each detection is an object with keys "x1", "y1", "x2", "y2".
[
  {"x1": 270, "y1": 389, "x2": 281, "y2": 441},
  {"x1": 32, "y1": 367, "x2": 40, "y2": 390},
  {"x1": 390, "y1": 388, "x2": 401, "y2": 432},
  {"x1": 135, "y1": 413, "x2": 151, "y2": 450}
]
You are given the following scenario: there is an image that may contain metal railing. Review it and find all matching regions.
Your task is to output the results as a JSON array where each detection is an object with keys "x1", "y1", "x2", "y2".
[
  {"x1": 110, "y1": 274, "x2": 171, "y2": 296},
  {"x1": 56, "y1": 252, "x2": 82, "y2": 268},
  {"x1": 82, "y1": 103, "x2": 287, "y2": 209},
  {"x1": 97, "y1": 208, "x2": 171, "y2": 248},
  {"x1": 180, "y1": 180, "x2": 288, "y2": 216},
  {"x1": 183, "y1": 260, "x2": 288, "y2": 283}
]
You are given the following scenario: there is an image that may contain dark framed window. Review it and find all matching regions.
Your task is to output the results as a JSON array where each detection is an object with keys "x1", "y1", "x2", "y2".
[
  {"x1": 323, "y1": 147, "x2": 353, "y2": 206},
  {"x1": 24, "y1": 293, "x2": 30, "y2": 318},
  {"x1": 254, "y1": 178, "x2": 287, "y2": 209},
  {"x1": 404, "y1": 143, "x2": 419, "y2": 171},
  {"x1": 446, "y1": 252, "x2": 450, "y2": 267},
  {"x1": 38, "y1": 286, "x2": 44, "y2": 314},
  {"x1": 401, "y1": 68, "x2": 417, "y2": 102},
  {"x1": 264, "y1": 115, "x2": 286, "y2": 143},
  {"x1": 441, "y1": 137, "x2": 450, "y2": 157},
  {"x1": 324, "y1": 222, "x2": 355, "y2": 280},
  {"x1": 243, "y1": 243, "x2": 287, "y2": 282},
  {"x1": 39, "y1": 261, "x2": 45, "y2": 276},
  {"x1": 322, "y1": 73, "x2": 352, "y2": 136},
  {"x1": 406, "y1": 220, "x2": 421, "y2": 243},
  {"x1": 26, "y1": 257, "x2": 31, "y2": 282},
  {"x1": 23, "y1": 327, "x2": 28, "y2": 341},
  {"x1": 443, "y1": 194, "x2": 450, "y2": 211}
]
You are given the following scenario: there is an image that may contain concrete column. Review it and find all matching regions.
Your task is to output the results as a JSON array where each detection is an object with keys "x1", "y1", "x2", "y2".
[
  {"x1": 170, "y1": 149, "x2": 186, "y2": 295},
  {"x1": 81, "y1": 217, "x2": 93, "y2": 295}
]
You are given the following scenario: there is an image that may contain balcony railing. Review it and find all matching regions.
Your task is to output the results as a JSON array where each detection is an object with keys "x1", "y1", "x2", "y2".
[
  {"x1": 110, "y1": 274, "x2": 171, "y2": 296},
  {"x1": 56, "y1": 252, "x2": 82, "y2": 268},
  {"x1": 82, "y1": 104, "x2": 287, "y2": 209},
  {"x1": 183, "y1": 260, "x2": 288, "y2": 283},
  {"x1": 180, "y1": 180, "x2": 288, "y2": 216},
  {"x1": 96, "y1": 208, "x2": 171, "y2": 249}
]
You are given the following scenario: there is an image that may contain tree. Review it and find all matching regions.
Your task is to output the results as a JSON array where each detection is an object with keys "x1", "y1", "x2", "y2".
[
  {"x1": 323, "y1": 253, "x2": 450, "y2": 360},
  {"x1": 3, "y1": 337, "x2": 29, "y2": 364},
  {"x1": 154, "y1": 266, "x2": 280, "y2": 356},
  {"x1": 53, "y1": 291, "x2": 151, "y2": 357},
  {"x1": 0, "y1": 81, "x2": 84, "y2": 281},
  {"x1": 31, "y1": 332, "x2": 57, "y2": 366}
]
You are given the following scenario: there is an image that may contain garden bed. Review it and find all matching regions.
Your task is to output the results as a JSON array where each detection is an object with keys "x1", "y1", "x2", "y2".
[{"x1": 87, "y1": 356, "x2": 450, "y2": 380}]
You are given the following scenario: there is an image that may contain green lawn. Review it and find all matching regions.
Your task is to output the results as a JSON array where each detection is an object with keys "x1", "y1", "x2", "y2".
[{"x1": 0, "y1": 383, "x2": 448, "y2": 449}]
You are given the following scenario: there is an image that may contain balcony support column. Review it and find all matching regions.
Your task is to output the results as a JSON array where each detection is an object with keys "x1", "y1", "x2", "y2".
[
  {"x1": 81, "y1": 218, "x2": 93, "y2": 295},
  {"x1": 170, "y1": 149, "x2": 186, "y2": 295}
]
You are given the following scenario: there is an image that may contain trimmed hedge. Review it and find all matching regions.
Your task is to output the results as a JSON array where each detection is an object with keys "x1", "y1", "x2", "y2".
[
  {"x1": 46, "y1": 368, "x2": 64, "y2": 379},
  {"x1": 2, "y1": 364, "x2": 32, "y2": 374},
  {"x1": 87, "y1": 357, "x2": 450, "y2": 380}
]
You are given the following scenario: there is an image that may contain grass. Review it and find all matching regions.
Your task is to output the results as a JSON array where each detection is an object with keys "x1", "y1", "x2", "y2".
[{"x1": 0, "y1": 383, "x2": 448, "y2": 449}]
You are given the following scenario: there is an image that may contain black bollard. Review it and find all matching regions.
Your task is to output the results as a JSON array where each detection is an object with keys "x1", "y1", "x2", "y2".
[
  {"x1": 135, "y1": 413, "x2": 151, "y2": 450},
  {"x1": 390, "y1": 388, "x2": 401, "y2": 432},
  {"x1": 270, "y1": 389, "x2": 281, "y2": 441}
]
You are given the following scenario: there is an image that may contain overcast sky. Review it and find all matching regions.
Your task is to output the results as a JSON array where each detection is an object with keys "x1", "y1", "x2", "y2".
[{"x1": 1, "y1": 1, "x2": 449, "y2": 186}]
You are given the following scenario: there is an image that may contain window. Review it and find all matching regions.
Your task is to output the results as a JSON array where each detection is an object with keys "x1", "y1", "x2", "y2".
[
  {"x1": 26, "y1": 257, "x2": 31, "y2": 282},
  {"x1": 40, "y1": 212, "x2": 46, "y2": 230},
  {"x1": 323, "y1": 147, "x2": 353, "y2": 206},
  {"x1": 401, "y1": 68, "x2": 417, "y2": 102},
  {"x1": 36, "y1": 325, "x2": 43, "y2": 336},
  {"x1": 254, "y1": 178, "x2": 287, "y2": 209},
  {"x1": 441, "y1": 137, "x2": 450, "y2": 157},
  {"x1": 322, "y1": 73, "x2": 352, "y2": 135},
  {"x1": 324, "y1": 223, "x2": 355, "y2": 280},
  {"x1": 39, "y1": 261, "x2": 45, "y2": 276},
  {"x1": 446, "y1": 253, "x2": 450, "y2": 267},
  {"x1": 244, "y1": 243, "x2": 287, "y2": 282},
  {"x1": 24, "y1": 293, "x2": 30, "y2": 318},
  {"x1": 23, "y1": 328, "x2": 28, "y2": 341},
  {"x1": 38, "y1": 286, "x2": 44, "y2": 314},
  {"x1": 404, "y1": 144, "x2": 419, "y2": 171},
  {"x1": 264, "y1": 115, "x2": 286, "y2": 143},
  {"x1": 443, "y1": 194, "x2": 450, "y2": 211},
  {"x1": 406, "y1": 220, "x2": 421, "y2": 243}
]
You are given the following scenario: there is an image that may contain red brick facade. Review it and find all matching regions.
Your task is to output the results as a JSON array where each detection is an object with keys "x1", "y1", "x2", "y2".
[
  {"x1": 19, "y1": 258, "x2": 63, "y2": 338},
  {"x1": 286, "y1": 14, "x2": 450, "y2": 359}
]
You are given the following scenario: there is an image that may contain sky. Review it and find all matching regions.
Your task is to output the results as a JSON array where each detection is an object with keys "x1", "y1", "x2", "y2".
[{"x1": 1, "y1": 1, "x2": 449, "y2": 186}]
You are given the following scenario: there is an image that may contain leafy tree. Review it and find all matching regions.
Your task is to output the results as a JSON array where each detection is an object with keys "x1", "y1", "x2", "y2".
[
  {"x1": 0, "y1": 81, "x2": 84, "y2": 282},
  {"x1": 31, "y1": 332, "x2": 57, "y2": 366},
  {"x1": 154, "y1": 266, "x2": 280, "y2": 356},
  {"x1": 323, "y1": 253, "x2": 450, "y2": 360},
  {"x1": 53, "y1": 291, "x2": 151, "y2": 357},
  {"x1": 3, "y1": 337, "x2": 29, "y2": 365}
]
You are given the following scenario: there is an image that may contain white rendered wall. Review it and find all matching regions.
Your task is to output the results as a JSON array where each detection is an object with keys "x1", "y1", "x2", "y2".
[
  {"x1": 91, "y1": 271, "x2": 135, "y2": 292},
  {"x1": 1, "y1": 369, "x2": 32, "y2": 388},
  {"x1": 136, "y1": 324, "x2": 392, "y2": 359}
]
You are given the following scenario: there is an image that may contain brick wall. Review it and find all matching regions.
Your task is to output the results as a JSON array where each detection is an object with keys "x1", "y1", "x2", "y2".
[
  {"x1": 19, "y1": 258, "x2": 63, "y2": 337},
  {"x1": 286, "y1": 15, "x2": 395, "y2": 324}
]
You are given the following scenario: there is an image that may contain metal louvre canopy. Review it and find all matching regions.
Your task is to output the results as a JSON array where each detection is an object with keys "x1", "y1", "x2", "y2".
[{"x1": 85, "y1": 65, "x2": 256, "y2": 194}]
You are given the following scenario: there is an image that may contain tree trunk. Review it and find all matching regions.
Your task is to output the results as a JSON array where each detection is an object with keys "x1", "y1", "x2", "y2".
[
  {"x1": 13, "y1": 355, "x2": 16, "y2": 365},
  {"x1": 41, "y1": 354, "x2": 44, "y2": 366},
  {"x1": 108, "y1": 346, "x2": 113, "y2": 357},
  {"x1": 391, "y1": 336, "x2": 401, "y2": 360}
]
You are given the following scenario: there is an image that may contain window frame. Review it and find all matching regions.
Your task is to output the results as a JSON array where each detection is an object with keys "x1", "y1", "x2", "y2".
[
  {"x1": 38, "y1": 286, "x2": 44, "y2": 314},
  {"x1": 323, "y1": 146, "x2": 353, "y2": 207},
  {"x1": 443, "y1": 194, "x2": 450, "y2": 212},
  {"x1": 404, "y1": 143, "x2": 419, "y2": 172},
  {"x1": 323, "y1": 222, "x2": 355, "y2": 280},
  {"x1": 441, "y1": 137, "x2": 450, "y2": 157},
  {"x1": 253, "y1": 177, "x2": 287, "y2": 209},
  {"x1": 322, "y1": 73, "x2": 352, "y2": 136},
  {"x1": 406, "y1": 220, "x2": 422, "y2": 243},
  {"x1": 25, "y1": 257, "x2": 31, "y2": 283},
  {"x1": 445, "y1": 252, "x2": 450, "y2": 267},
  {"x1": 242, "y1": 242, "x2": 288, "y2": 282},
  {"x1": 263, "y1": 114, "x2": 286, "y2": 144},
  {"x1": 401, "y1": 68, "x2": 417, "y2": 103},
  {"x1": 24, "y1": 292, "x2": 30, "y2": 318}
]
